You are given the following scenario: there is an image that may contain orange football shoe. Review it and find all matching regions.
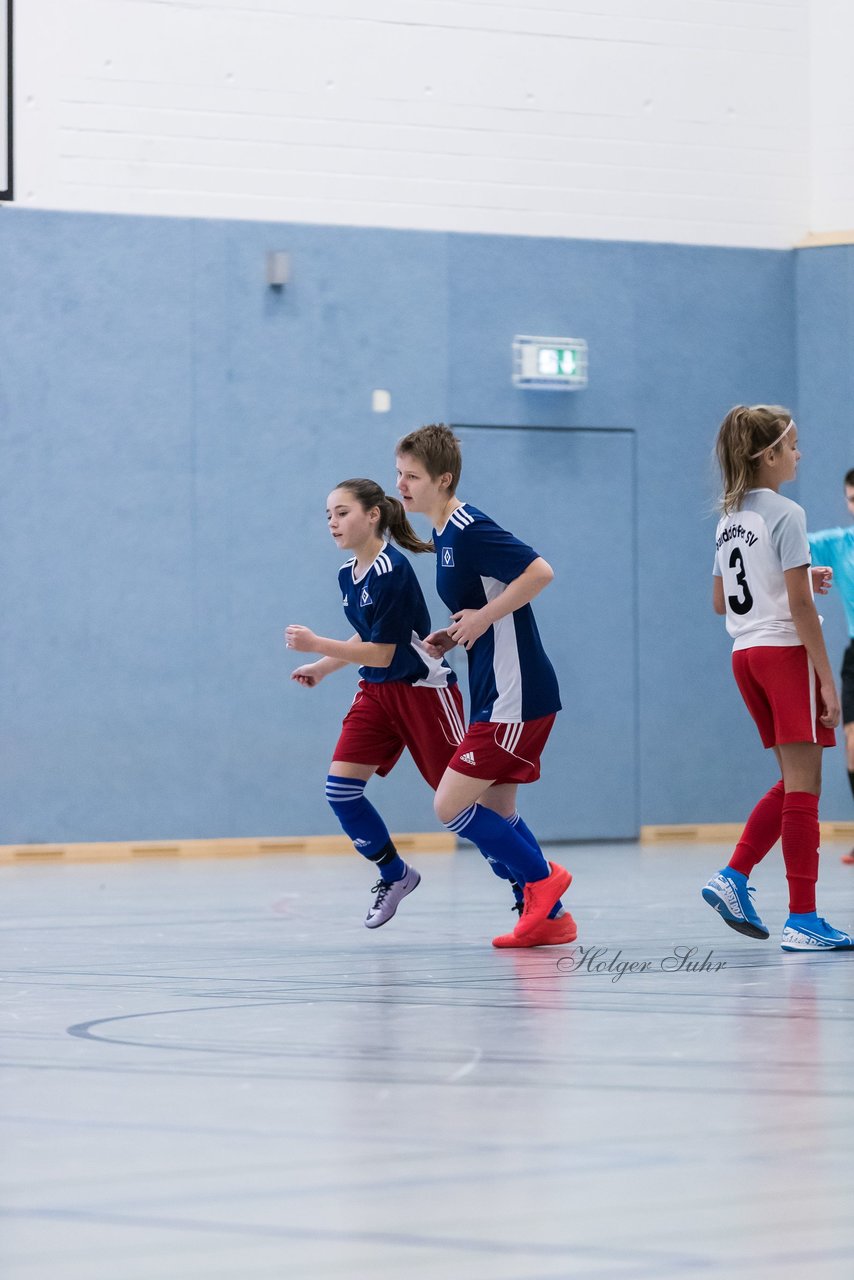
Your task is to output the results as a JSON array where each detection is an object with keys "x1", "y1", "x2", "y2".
[
  {"x1": 492, "y1": 911, "x2": 578, "y2": 948},
  {"x1": 842, "y1": 848, "x2": 854, "y2": 865},
  {"x1": 514, "y1": 862, "x2": 573, "y2": 938}
]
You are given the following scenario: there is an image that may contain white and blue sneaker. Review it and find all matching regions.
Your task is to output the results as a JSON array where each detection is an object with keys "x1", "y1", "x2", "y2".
[
  {"x1": 780, "y1": 914, "x2": 854, "y2": 952},
  {"x1": 701, "y1": 868, "x2": 769, "y2": 940},
  {"x1": 364, "y1": 865, "x2": 421, "y2": 929}
]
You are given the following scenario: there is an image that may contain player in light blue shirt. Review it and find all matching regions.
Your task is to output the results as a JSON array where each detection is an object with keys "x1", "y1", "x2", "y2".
[{"x1": 808, "y1": 467, "x2": 854, "y2": 862}]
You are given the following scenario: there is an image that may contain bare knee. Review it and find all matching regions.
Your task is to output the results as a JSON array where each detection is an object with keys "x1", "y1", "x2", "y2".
[
  {"x1": 784, "y1": 769, "x2": 822, "y2": 796},
  {"x1": 434, "y1": 769, "x2": 495, "y2": 825},
  {"x1": 478, "y1": 783, "x2": 517, "y2": 820},
  {"x1": 479, "y1": 794, "x2": 515, "y2": 820},
  {"x1": 434, "y1": 791, "x2": 458, "y2": 826},
  {"x1": 778, "y1": 742, "x2": 823, "y2": 796}
]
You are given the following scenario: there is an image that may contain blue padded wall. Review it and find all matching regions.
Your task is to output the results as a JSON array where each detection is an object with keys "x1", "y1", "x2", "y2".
[
  {"x1": 1, "y1": 209, "x2": 847, "y2": 840},
  {"x1": 795, "y1": 247, "x2": 854, "y2": 825}
]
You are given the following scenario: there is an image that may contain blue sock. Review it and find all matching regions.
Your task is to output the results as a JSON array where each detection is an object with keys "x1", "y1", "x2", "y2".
[
  {"x1": 372, "y1": 846, "x2": 407, "y2": 882},
  {"x1": 445, "y1": 804, "x2": 550, "y2": 883},
  {"x1": 509, "y1": 812, "x2": 564, "y2": 919},
  {"x1": 484, "y1": 854, "x2": 525, "y2": 907},
  {"x1": 325, "y1": 775, "x2": 406, "y2": 881}
]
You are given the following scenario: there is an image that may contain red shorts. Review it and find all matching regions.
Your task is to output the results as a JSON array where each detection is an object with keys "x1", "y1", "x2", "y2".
[
  {"x1": 732, "y1": 645, "x2": 836, "y2": 749},
  {"x1": 333, "y1": 680, "x2": 466, "y2": 789},
  {"x1": 447, "y1": 714, "x2": 556, "y2": 784}
]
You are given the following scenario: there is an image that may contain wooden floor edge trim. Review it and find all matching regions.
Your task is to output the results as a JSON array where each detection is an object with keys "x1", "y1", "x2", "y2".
[
  {"x1": 795, "y1": 230, "x2": 854, "y2": 249},
  {"x1": 0, "y1": 832, "x2": 457, "y2": 865},
  {"x1": 4, "y1": 824, "x2": 850, "y2": 862},
  {"x1": 641, "y1": 821, "x2": 854, "y2": 843}
]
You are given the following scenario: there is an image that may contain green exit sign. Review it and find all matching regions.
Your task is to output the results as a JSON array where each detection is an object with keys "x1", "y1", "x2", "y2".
[{"x1": 513, "y1": 335, "x2": 588, "y2": 390}]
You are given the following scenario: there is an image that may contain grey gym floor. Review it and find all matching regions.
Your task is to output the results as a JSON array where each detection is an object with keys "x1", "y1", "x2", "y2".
[{"x1": 2, "y1": 841, "x2": 853, "y2": 1280}]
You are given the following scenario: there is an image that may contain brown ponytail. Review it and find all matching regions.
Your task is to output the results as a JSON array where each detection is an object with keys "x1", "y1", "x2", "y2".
[
  {"x1": 715, "y1": 404, "x2": 793, "y2": 514},
  {"x1": 380, "y1": 494, "x2": 435, "y2": 553},
  {"x1": 335, "y1": 478, "x2": 434, "y2": 553}
]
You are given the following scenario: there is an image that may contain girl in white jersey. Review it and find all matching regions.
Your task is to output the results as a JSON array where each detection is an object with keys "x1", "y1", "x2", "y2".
[{"x1": 702, "y1": 405, "x2": 852, "y2": 951}]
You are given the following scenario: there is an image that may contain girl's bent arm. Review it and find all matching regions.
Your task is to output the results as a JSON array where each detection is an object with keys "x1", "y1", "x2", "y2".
[
  {"x1": 446, "y1": 557, "x2": 554, "y2": 650},
  {"x1": 285, "y1": 624, "x2": 395, "y2": 669},
  {"x1": 310, "y1": 633, "x2": 361, "y2": 676},
  {"x1": 312, "y1": 655, "x2": 351, "y2": 675},
  {"x1": 491, "y1": 556, "x2": 556, "y2": 618},
  {"x1": 784, "y1": 565, "x2": 841, "y2": 727},
  {"x1": 423, "y1": 628, "x2": 456, "y2": 656},
  {"x1": 293, "y1": 651, "x2": 354, "y2": 684},
  {"x1": 712, "y1": 576, "x2": 726, "y2": 615}
]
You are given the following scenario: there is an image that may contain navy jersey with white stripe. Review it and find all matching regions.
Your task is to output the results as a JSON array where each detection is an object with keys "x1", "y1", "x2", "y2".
[
  {"x1": 340, "y1": 542, "x2": 457, "y2": 688},
  {"x1": 433, "y1": 504, "x2": 561, "y2": 722}
]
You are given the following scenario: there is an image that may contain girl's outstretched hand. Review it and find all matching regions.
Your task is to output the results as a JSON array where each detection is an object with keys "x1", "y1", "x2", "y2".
[
  {"x1": 446, "y1": 608, "x2": 489, "y2": 651},
  {"x1": 819, "y1": 681, "x2": 841, "y2": 728},
  {"x1": 424, "y1": 628, "x2": 457, "y2": 658},
  {"x1": 285, "y1": 624, "x2": 318, "y2": 653},
  {"x1": 811, "y1": 566, "x2": 833, "y2": 596},
  {"x1": 291, "y1": 663, "x2": 323, "y2": 687}
]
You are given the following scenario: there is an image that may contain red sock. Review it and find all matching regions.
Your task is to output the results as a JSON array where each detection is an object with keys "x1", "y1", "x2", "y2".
[
  {"x1": 729, "y1": 779, "x2": 785, "y2": 876},
  {"x1": 781, "y1": 791, "x2": 819, "y2": 914}
]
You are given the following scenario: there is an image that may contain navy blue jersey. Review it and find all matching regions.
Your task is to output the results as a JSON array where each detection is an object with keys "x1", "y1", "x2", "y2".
[
  {"x1": 433, "y1": 504, "x2": 560, "y2": 722},
  {"x1": 339, "y1": 542, "x2": 456, "y2": 688}
]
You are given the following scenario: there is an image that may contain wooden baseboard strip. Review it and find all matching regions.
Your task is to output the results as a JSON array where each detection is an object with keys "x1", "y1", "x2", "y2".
[
  {"x1": 0, "y1": 832, "x2": 456, "y2": 866},
  {"x1": 823, "y1": 822, "x2": 854, "y2": 839},
  {"x1": 641, "y1": 822, "x2": 854, "y2": 844},
  {"x1": 4, "y1": 823, "x2": 850, "y2": 862},
  {"x1": 796, "y1": 230, "x2": 854, "y2": 249}
]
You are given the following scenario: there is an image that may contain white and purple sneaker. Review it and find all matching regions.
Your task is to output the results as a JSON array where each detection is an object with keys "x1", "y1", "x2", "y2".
[{"x1": 364, "y1": 865, "x2": 421, "y2": 929}]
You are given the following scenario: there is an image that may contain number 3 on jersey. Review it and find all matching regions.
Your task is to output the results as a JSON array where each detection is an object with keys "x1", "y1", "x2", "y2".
[{"x1": 728, "y1": 547, "x2": 754, "y2": 615}]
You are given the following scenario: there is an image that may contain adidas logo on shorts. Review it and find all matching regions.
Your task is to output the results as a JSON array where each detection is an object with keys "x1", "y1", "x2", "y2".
[{"x1": 460, "y1": 751, "x2": 476, "y2": 765}]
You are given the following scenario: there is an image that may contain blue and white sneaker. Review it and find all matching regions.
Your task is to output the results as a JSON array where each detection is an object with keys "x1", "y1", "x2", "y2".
[
  {"x1": 780, "y1": 914, "x2": 854, "y2": 952},
  {"x1": 701, "y1": 868, "x2": 769, "y2": 940}
]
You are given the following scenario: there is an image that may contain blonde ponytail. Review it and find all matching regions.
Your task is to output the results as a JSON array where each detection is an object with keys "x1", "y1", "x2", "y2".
[{"x1": 715, "y1": 404, "x2": 793, "y2": 514}]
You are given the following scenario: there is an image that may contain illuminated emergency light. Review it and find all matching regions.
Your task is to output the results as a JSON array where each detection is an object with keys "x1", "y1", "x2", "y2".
[{"x1": 513, "y1": 335, "x2": 588, "y2": 390}]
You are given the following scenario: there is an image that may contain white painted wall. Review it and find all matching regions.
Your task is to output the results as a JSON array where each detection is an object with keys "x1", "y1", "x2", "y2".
[
  {"x1": 1, "y1": 1, "x2": 9, "y2": 194},
  {"x1": 809, "y1": 0, "x2": 854, "y2": 235},
  {"x1": 9, "y1": 0, "x2": 841, "y2": 247}
]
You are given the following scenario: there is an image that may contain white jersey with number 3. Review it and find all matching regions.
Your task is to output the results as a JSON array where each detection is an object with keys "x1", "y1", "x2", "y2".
[{"x1": 713, "y1": 488, "x2": 812, "y2": 650}]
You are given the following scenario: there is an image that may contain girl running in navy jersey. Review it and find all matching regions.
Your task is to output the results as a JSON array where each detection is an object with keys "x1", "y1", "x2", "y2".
[
  {"x1": 702, "y1": 405, "x2": 852, "y2": 951},
  {"x1": 286, "y1": 479, "x2": 465, "y2": 929},
  {"x1": 395, "y1": 425, "x2": 576, "y2": 949}
]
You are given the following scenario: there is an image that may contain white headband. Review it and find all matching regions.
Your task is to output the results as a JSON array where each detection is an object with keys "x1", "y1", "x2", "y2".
[{"x1": 750, "y1": 419, "x2": 794, "y2": 460}]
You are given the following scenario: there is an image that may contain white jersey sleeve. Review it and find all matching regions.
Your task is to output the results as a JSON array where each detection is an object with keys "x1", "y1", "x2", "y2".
[{"x1": 713, "y1": 489, "x2": 811, "y2": 650}]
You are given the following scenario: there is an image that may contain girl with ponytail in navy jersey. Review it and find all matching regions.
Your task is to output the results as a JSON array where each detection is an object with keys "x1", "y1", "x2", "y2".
[
  {"x1": 395, "y1": 425, "x2": 577, "y2": 949},
  {"x1": 285, "y1": 479, "x2": 465, "y2": 929}
]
